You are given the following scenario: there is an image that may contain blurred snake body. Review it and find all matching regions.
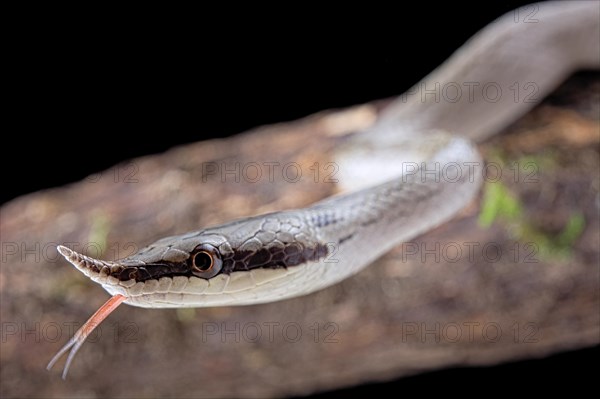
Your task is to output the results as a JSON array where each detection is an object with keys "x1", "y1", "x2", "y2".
[{"x1": 49, "y1": 1, "x2": 599, "y2": 378}]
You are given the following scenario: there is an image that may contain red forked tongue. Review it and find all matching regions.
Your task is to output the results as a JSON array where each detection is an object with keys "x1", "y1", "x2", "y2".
[{"x1": 47, "y1": 294, "x2": 127, "y2": 379}]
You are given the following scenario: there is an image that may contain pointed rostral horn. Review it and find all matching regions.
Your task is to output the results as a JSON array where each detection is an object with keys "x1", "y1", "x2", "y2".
[{"x1": 57, "y1": 245, "x2": 123, "y2": 283}]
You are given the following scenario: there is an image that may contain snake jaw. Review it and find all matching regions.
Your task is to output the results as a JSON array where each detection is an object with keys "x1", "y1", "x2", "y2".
[{"x1": 57, "y1": 245, "x2": 124, "y2": 286}]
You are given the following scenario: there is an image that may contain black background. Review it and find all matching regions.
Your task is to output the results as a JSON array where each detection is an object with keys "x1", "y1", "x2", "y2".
[
  {"x1": 5, "y1": 1, "x2": 555, "y2": 204},
  {"x1": 3, "y1": 1, "x2": 598, "y2": 393}
]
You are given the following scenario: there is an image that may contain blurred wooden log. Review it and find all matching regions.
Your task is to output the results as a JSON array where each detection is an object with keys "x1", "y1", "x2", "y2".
[{"x1": 1, "y1": 73, "x2": 598, "y2": 398}]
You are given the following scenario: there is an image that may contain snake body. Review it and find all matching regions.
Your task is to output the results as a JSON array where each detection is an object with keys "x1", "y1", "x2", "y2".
[
  {"x1": 50, "y1": 1, "x2": 599, "y2": 377},
  {"x1": 58, "y1": 134, "x2": 480, "y2": 307}
]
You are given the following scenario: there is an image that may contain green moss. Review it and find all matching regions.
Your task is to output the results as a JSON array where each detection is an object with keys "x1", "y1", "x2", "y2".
[
  {"x1": 176, "y1": 308, "x2": 196, "y2": 323},
  {"x1": 557, "y1": 212, "x2": 586, "y2": 250},
  {"x1": 478, "y1": 153, "x2": 584, "y2": 260},
  {"x1": 478, "y1": 181, "x2": 522, "y2": 227},
  {"x1": 87, "y1": 211, "x2": 111, "y2": 256}
]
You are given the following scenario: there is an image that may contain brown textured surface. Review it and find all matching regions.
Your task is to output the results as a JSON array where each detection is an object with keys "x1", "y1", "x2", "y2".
[{"x1": 1, "y1": 73, "x2": 598, "y2": 398}]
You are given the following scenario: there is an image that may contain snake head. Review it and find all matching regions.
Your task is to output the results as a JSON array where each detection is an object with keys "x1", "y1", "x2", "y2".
[
  {"x1": 56, "y1": 213, "x2": 330, "y2": 308},
  {"x1": 56, "y1": 235, "x2": 226, "y2": 293}
]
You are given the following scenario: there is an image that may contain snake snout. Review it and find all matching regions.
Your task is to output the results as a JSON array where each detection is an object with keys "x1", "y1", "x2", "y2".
[{"x1": 56, "y1": 245, "x2": 125, "y2": 286}]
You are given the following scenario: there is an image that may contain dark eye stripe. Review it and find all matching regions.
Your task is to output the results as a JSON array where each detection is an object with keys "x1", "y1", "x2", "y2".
[{"x1": 221, "y1": 242, "x2": 330, "y2": 273}]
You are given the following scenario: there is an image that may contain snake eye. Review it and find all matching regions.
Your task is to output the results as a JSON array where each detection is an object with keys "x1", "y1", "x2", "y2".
[
  {"x1": 193, "y1": 252, "x2": 212, "y2": 271},
  {"x1": 191, "y1": 244, "x2": 222, "y2": 278}
]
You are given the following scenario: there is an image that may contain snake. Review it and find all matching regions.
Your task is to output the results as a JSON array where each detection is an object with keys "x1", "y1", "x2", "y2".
[{"x1": 47, "y1": 1, "x2": 599, "y2": 379}]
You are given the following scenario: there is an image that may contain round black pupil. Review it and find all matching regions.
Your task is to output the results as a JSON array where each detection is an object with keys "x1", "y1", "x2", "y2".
[{"x1": 194, "y1": 252, "x2": 212, "y2": 271}]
